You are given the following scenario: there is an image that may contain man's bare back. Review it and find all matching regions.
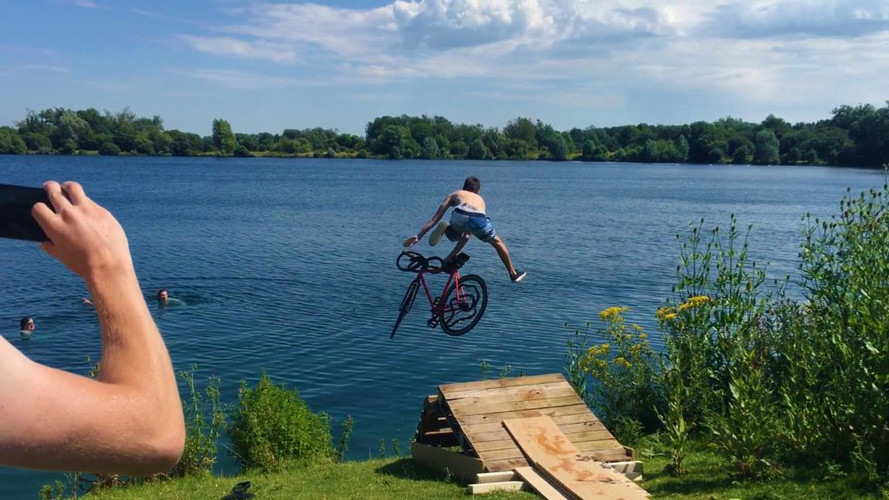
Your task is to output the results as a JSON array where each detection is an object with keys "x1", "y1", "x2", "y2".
[{"x1": 448, "y1": 189, "x2": 486, "y2": 214}]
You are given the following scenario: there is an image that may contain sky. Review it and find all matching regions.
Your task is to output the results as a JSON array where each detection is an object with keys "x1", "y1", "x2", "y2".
[{"x1": 1, "y1": 0, "x2": 888, "y2": 137}]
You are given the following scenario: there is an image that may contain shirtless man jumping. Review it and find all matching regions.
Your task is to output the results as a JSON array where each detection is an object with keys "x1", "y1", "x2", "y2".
[{"x1": 404, "y1": 176, "x2": 526, "y2": 282}]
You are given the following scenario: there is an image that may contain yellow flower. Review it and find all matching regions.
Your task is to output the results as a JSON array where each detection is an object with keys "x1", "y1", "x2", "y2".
[
  {"x1": 655, "y1": 306, "x2": 675, "y2": 319},
  {"x1": 664, "y1": 313, "x2": 677, "y2": 321},
  {"x1": 614, "y1": 356, "x2": 631, "y2": 368},
  {"x1": 599, "y1": 306, "x2": 629, "y2": 320},
  {"x1": 639, "y1": 333, "x2": 647, "y2": 340},
  {"x1": 678, "y1": 295, "x2": 710, "y2": 311}
]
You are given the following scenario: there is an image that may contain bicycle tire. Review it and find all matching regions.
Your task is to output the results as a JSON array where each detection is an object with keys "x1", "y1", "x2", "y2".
[
  {"x1": 391, "y1": 279, "x2": 420, "y2": 338},
  {"x1": 439, "y1": 274, "x2": 487, "y2": 336}
]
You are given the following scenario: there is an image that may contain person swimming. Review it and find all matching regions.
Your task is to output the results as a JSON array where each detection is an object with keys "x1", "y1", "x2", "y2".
[{"x1": 19, "y1": 316, "x2": 35, "y2": 339}]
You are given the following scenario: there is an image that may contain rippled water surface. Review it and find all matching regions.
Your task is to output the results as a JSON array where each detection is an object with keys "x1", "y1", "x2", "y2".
[{"x1": 0, "y1": 156, "x2": 884, "y2": 495}]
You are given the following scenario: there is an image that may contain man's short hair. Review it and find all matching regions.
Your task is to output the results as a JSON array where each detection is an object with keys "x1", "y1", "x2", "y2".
[
  {"x1": 157, "y1": 289, "x2": 167, "y2": 299},
  {"x1": 463, "y1": 176, "x2": 480, "y2": 193},
  {"x1": 20, "y1": 316, "x2": 33, "y2": 330}
]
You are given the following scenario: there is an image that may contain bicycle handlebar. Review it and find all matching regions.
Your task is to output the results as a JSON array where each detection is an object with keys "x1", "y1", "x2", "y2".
[{"x1": 396, "y1": 251, "x2": 444, "y2": 273}]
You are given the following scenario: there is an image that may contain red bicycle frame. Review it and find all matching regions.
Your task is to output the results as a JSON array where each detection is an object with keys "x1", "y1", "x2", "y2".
[{"x1": 413, "y1": 267, "x2": 463, "y2": 319}]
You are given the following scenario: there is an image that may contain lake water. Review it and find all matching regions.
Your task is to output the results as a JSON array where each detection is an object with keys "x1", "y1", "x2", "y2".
[{"x1": 0, "y1": 156, "x2": 885, "y2": 496}]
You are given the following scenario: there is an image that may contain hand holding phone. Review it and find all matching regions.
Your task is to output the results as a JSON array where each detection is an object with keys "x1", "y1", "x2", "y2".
[{"x1": 0, "y1": 184, "x2": 51, "y2": 241}]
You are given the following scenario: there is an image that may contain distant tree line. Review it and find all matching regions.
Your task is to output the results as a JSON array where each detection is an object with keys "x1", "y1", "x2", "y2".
[{"x1": 1, "y1": 103, "x2": 888, "y2": 167}]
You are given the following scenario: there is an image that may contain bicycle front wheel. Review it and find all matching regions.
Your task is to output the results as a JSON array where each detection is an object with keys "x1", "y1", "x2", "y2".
[
  {"x1": 439, "y1": 274, "x2": 487, "y2": 336},
  {"x1": 391, "y1": 279, "x2": 420, "y2": 338}
]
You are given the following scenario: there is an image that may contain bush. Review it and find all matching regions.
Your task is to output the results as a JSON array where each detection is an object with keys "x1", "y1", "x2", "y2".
[
  {"x1": 99, "y1": 142, "x2": 121, "y2": 156},
  {"x1": 228, "y1": 374, "x2": 334, "y2": 471}
]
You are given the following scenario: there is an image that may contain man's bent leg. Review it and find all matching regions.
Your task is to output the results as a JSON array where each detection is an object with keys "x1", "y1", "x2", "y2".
[{"x1": 446, "y1": 233, "x2": 472, "y2": 263}]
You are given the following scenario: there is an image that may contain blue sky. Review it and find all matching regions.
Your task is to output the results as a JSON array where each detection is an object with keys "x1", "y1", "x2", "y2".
[{"x1": 1, "y1": 0, "x2": 888, "y2": 136}]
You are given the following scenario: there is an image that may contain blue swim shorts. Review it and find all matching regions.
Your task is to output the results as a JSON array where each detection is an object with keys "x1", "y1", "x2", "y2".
[{"x1": 449, "y1": 208, "x2": 497, "y2": 243}]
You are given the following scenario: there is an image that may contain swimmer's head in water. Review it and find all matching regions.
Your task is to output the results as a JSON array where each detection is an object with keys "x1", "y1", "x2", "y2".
[
  {"x1": 20, "y1": 316, "x2": 35, "y2": 331},
  {"x1": 157, "y1": 289, "x2": 168, "y2": 302}
]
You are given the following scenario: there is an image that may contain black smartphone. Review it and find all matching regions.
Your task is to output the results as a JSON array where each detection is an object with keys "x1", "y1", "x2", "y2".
[{"x1": 0, "y1": 184, "x2": 51, "y2": 242}]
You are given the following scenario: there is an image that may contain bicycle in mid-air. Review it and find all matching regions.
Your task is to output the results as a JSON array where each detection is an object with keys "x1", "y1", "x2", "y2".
[{"x1": 391, "y1": 250, "x2": 488, "y2": 338}]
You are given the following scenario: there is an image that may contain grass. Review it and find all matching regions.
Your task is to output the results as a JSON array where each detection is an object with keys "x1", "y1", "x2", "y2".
[
  {"x1": 636, "y1": 436, "x2": 889, "y2": 499},
  {"x1": 81, "y1": 458, "x2": 537, "y2": 500},
  {"x1": 65, "y1": 439, "x2": 889, "y2": 499}
]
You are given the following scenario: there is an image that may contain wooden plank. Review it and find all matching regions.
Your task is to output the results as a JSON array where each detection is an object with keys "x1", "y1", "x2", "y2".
[
  {"x1": 456, "y1": 404, "x2": 592, "y2": 425},
  {"x1": 440, "y1": 373, "x2": 566, "y2": 396},
  {"x1": 447, "y1": 396, "x2": 582, "y2": 416},
  {"x1": 468, "y1": 481, "x2": 524, "y2": 494},
  {"x1": 475, "y1": 471, "x2": 516, "y2": 484},
  {"x1": 443, "y1": 385, "x2": 579, "y2": 407},
  {"x1": 514, "y1": 466, "x2": 571, "y2": 500},
  {"x1": 574, "y1": 447, "x2": 633, "y2": 462},
  {"x1": 485, "y1": 457, "x2": 531, "y2": 472},
  {"x1": 480, "y1": 447, "x2": 530, "y2": 462},
  {"x1": 445, "y1": 380, "x2": 576, "y2": 401},
  {"x1": 415, "y1": 429, "x2": 458, "y2": 447},
  {"x1": 472, "y1": 439, "x2": 525, "y2": 453},
  {"x1": 460, "y1": 401, "x2": 598, "y2": 425},
  {"x1": 469, "y1": 418, "x2": 608, "y2": 436},
  {"x1": 503, "y1": 417, "x2": 649, "y2": 499},
  {"x1": 461, "y1": 426, "x2": 616, "y2": 449},
  {"x1": 411, "y1": 442, "x2": 484, "y2": 482},
  {"x1": 573, "y1": 439, "x2": 625, "y2": 452}
]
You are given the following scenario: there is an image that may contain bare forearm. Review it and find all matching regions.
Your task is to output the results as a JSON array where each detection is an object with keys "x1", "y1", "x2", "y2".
[
  {"x1": 417, "y1": 216, "x2": 440, "y2": 239},
  {"x1": 86, "y1": 270, "x2": 184, "y2": 470}
]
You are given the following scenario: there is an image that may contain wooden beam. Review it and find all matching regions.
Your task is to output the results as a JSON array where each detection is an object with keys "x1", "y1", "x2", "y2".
[
  {"x1": 468, "y1": 481, "x2": 524, "y2": 495},
  {"x1": 474, "y1": 471, "x2": 516, "y2": 484},
  {"x1": 411, "y1": 442, "x2": 484, "y2": 482},
  {"x1": 514, "y1": 466, "x2": 571, "y2": 500}
]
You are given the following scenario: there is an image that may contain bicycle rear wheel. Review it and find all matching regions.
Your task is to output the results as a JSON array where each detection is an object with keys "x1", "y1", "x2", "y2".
[
  {"x1": 391, "y1": 279, "x2": 420, "y2": 338},
  {"x1": 439, "y1": 274, "x2": 487, "y2": 336}
]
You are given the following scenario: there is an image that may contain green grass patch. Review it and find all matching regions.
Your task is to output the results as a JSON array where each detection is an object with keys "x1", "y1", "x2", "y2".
[
  {"x1": 80, "y1": 458, "x2": 537, "y2": 500},
  {"x1": 639, "y1": 436, "x2": 889, "y2": 499},
  {"x1": 52, "y1": 443, "x2": 889, "y2": 499}
]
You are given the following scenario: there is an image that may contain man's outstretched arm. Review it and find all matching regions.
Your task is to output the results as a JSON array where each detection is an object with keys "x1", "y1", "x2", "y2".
[
  {"x1": 404, "y1": 193, "x2": 454, "y2": 246},
  {"x1": 0, "y1": 181, "x2": 184, "y2": 474}
]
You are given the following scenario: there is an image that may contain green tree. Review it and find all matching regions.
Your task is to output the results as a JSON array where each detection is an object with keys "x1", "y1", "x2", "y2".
[
  {"x1": 467, "y1": 138, "x2": 491, "y2": 160},
  {"x1": 504, "y1": 117, "x2": 537, "y2": 146},
  {"x1": 212, "y1": 119, "x2": 236, "y2": 155},
  {"x1": 0, "y1": 126, "x2": 27, "y2": 154},
  {"x1": 420, "y1": 137, "x2": 440, "y2": 159},
  {"x1": 753, "y1": 129, "x2": 780, "y2": 164}
]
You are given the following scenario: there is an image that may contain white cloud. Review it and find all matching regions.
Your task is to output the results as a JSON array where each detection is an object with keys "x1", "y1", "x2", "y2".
[
  {"x1": 180, "y1": 35, "x2": 299, "y2": 63},
  {"x1": 58, "y1": 0, "x2": 98, "y2": 8},
  {"x1": 176, "y1": 0, "x2": 889, "y2": 118},
  {"x1": 172, "y1": 69, "x2": 319, "y2": 89}
]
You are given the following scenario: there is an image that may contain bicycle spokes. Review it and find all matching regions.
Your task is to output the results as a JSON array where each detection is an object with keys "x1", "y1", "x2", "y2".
[{"x1": 439, "y1": 275, "x2": 487, "y2": 336}]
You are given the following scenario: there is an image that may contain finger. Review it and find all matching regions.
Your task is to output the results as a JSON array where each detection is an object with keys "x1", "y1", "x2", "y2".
[
  {"x1": 43, "y1": 181, "x2": 72, "y2": 212},
  {"x1": 61, "y1": 181, "x2": 87, "y2": 205},
  {"x1": 32, "y1": 202, "x2": 60, "y2": 236}
]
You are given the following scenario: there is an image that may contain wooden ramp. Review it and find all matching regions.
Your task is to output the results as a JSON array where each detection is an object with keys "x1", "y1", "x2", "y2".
[
  {"x1": 504, "y1": 416, "x2": 649, "y2": 499},
  {"x1": 415, "y1": 373, "x2": 634, "y2": 473}
]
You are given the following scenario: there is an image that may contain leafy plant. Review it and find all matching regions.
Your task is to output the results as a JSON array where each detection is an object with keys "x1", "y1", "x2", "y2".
[
  {"x1": 228, "y1": 374, "x2": 334, "y2": 471},
  {"x1": 171, "y1": 366, "x2": 225, "y2": 477},
  {"x1": 568, "y1": 307, "x2": 663, "y2": 432}
]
